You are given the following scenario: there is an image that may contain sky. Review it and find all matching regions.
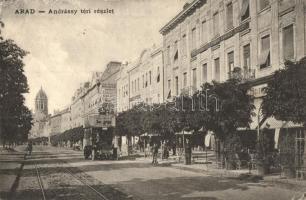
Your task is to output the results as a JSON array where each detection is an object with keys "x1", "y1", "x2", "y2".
[{"x1": 0, "y1": 0, "x2": 188, "y2": 114}]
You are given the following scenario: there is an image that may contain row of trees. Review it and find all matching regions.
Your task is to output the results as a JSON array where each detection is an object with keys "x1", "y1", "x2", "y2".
[
  {"x1": 116, "y1": 74, "x2": 255, "y2": 157},
  {"x1": 0, "y1": 21, "x2": 32, "y2": 147}
]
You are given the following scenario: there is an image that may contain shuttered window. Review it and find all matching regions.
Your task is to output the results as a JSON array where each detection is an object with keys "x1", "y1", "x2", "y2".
[
  {"x1": 213, "y1": 12, "x2": 219, "y2": 36},
  {"x1": 174, "y1": 40, "x2": 178, "y2": 61},
  {"x1": 175, "y1": 76, "x2": 179, "y2": 95},
  {"x1": 191, "y1": 28, "x2": 197, "y2": 50},
  {"x1": 259, "y1": 35, "x2": 270, "y2": 69},
  {"x1": 228, "y1": 51, "x2": 234, "y2": 76},
  {"x1": 202, "y1": 63, "x2": 207, "y2": 83},
  {"x1": 214, "y1": 58, "x2": 220, "y2": 82},
  {"x1": 227, "y1": 2, "x2": 233, "y2": 29},
  {"x1": 182, "y1": 34, "x2": 187, "y2": 56},
  {"x1": 259, "y1": 0, "x2": 269, "y2": 11},
  {"x1": 183, "y1": 72, "x2": 187, "y2": 87},
  {"x1": 201, "y1": 20, "x2": 207, "y2": 44},
  {"x1": 243, "y1": 44, "x2": 250, "y2": 69},
  {"x1": 241, "y1": 0, "x2": 249, "y2": 21},
  {"x1": 192, "y1": 68, "x2": 197, "y2": 88},
  {"x1": 283, "y1": 24, "x2": 294, "y2": 60}
]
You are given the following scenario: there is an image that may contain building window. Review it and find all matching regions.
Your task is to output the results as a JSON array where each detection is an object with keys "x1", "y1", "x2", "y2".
[
  {"x1": 191, "y1": 28, "x2": 197, "y2": 50},
  {"x1": 202, "y1": 63, "x2": 207, "y2": 83},
  {"x1": 283, "y1": 24, "x2": 294, "y2": 60},
  {"x1": 259, "y1": 35, "x2": 270, "y2": 69},
  {"x1": 259, "y1": 0, "x2": 269, "y2": 11},
  {"x1": 182, "y1": 34, "x2": 187, "y2": 56},
  {"x1": 149, "y1": 71, "x2": 152, "y2": 85},
  {"x1": 142, "y1": 74, "x2": 144, "y2": 88},
  {"x1": 166, "y1": 46, "x2": 170, "y2": 65},
  {"x1": 145, "y1": 73, "x2": 148, "y2": 87},
  {"x1": 174, "y1": 40, "x2": 178, "y2": 61},
  {"x1": 243, "y1": 44, "x2": 251, "y2": 70},
  {"x1": 175, "y1": 76, "x2": 179, "y2": 95},
  {"x1": 167, "y1": 79, "x2": 171, "y2": 98},
  {"x1": 226, "y1": 2, "x2": 233, "y2": 29},
  {"x1": 192, "y1": 68, "x2": 197, "y2": 88},
  {"x1": 228, "y1": 51, "x2": 234, "y2": 77},
  {"x1": 183, "y1": 72, "x2": 187, "y2": 87},
  {"x1": 137, "y1": 78, "x2": 139, "y2": 90},
  {"x1": 214, "y1": 58, "x2": 220, "y2": 82},
  {"x1": 241, "y1": 0, "x2": 250, "y2": 21},
  {"x1": 201, "y1": 20, "x2": 207, "y2": 44},
  {"x1": 157, "y1": 67, "x2": 160, "y2": 83},
  {"x1": 213, "y1": 12, "x2": 219, "y2": 37}
]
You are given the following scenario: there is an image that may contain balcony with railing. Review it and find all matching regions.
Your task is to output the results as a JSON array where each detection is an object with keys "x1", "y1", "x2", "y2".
[{"x1": 228, "y1": 67, "x2": 256, "y2": 82}]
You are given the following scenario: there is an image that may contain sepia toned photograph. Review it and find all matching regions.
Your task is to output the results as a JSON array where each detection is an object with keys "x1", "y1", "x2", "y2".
[{"x1": 0, "y1": 0, "x2": 306, "y2": 199}]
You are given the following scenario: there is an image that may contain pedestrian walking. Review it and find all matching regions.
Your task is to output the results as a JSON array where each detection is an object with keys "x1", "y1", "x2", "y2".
[
  {"x1": 24, "y1": 141, "x2": 33, "y2": 160},
  {"x1": 152, "y1": 143, "x2": 159, "y2": 165},
  {"x1": 184, "y1": 138, "x2": 192, "y2": 165}
]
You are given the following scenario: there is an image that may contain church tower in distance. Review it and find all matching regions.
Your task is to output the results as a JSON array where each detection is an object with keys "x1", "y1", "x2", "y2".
[{"x1": 34, "y1": 87, "x2": 48, "y2": 120}]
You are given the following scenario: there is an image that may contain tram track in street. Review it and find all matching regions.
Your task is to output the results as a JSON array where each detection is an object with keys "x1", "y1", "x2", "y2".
[
  {"x1": 34, "y1": 163, "x2": 46, "y2": 200},
  {"x1": 30, "y1": 148, "x2": 137, "y2": 200}
]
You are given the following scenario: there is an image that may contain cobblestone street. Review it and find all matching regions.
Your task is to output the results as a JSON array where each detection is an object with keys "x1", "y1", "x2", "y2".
[{"x1": 1, "y1": 146, "x2": 305, "y2": 200}]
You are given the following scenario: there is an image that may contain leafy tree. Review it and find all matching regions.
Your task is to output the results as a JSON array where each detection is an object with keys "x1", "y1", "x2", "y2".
[
  {"x1": 115, "y1": 104, "x2": 147, "y2": 154},
  {"x1": 0, "y1": 22, "x2": 32, "y2": 147},
  {"x1": 175, "y1": 92, "x2": 209, "y2": 133},
  {"x1": 261, "y1": 58, "x2": 306, "y2": 176},
  {"x1": 262, "y1": 59, "x2": 306, "y2": 125},
  {"x1": 202, "y1": 79, "x2": 255, "y2": 140},
  {"x1": 199, "y1": 78, "x2": 255, "y2": 164},
  {"x1": 142, "y1": 102, "x2": 181, "y2": 140}
]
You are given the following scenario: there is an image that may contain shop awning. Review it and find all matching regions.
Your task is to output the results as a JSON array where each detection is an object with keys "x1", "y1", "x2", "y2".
[
  {"x1": 175, "y1": 130, "x2": 194, "y2": 135},
  {"x1": 140, "y1": 132, "x2": 160, "y2": 137},
  {"x1": 205, "y1": 131, "x2": 213, "y2": 147},
  {"x1": 261, "y1": 117, "x2": 302, "y2": 129}
]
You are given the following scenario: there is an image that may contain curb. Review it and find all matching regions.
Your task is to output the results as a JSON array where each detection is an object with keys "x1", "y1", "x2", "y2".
[{"x1": 170, "y1": 164, "x2": 244, "y2": 178}]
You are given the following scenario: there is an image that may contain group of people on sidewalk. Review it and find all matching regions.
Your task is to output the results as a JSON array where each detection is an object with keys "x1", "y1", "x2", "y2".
[{"x1": 150, "y1": 139, "x2": 193, "y2": 165}]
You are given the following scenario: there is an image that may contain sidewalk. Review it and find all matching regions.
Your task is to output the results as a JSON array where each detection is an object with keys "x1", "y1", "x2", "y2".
[
  {"x1": 0, "y1": 146, "x2": 25, "y2": 199},
  {"x1": 136, "y1": 154, "x2": 306, "y2": 192}
]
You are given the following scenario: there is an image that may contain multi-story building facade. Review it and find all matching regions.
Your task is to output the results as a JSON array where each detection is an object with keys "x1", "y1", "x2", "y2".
[
  {"x1": 50, "y1": 112, "x2": 62, "y2": 136},
  {"x1": 60, "y1": 107, "x2": 71, "y2": 133},
  {"x1": 117, "y1": 44, "x2": 164, "y2": 112},
  {"x1": 160, "y1": 0, "x2": 305, "y2": 118},
  {"x1": 70, "y1": 83, "x2": 89, "y2": 128},
  {"x1": 159, "y1": 0, "x2": 306, "y2": 169}
]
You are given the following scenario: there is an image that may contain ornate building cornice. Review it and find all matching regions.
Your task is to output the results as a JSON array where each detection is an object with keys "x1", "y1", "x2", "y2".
[{"x1": 160, "y1": 0, "x2": 206, "y2": 36}]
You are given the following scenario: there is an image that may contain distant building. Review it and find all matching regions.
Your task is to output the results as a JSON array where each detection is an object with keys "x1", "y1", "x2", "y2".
[
  {"x1": 50, "y1": 112, "x2": 62, "y2": 136},
  {"x1": 29, "y1": 87, "x2": 49, "y2": 138},
  {"x1": 60, "y1": 107, "x2": 71, "y2": 133},
  {"x1": 117, "y1": 44, "x2": 163, "y2": 112}
]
